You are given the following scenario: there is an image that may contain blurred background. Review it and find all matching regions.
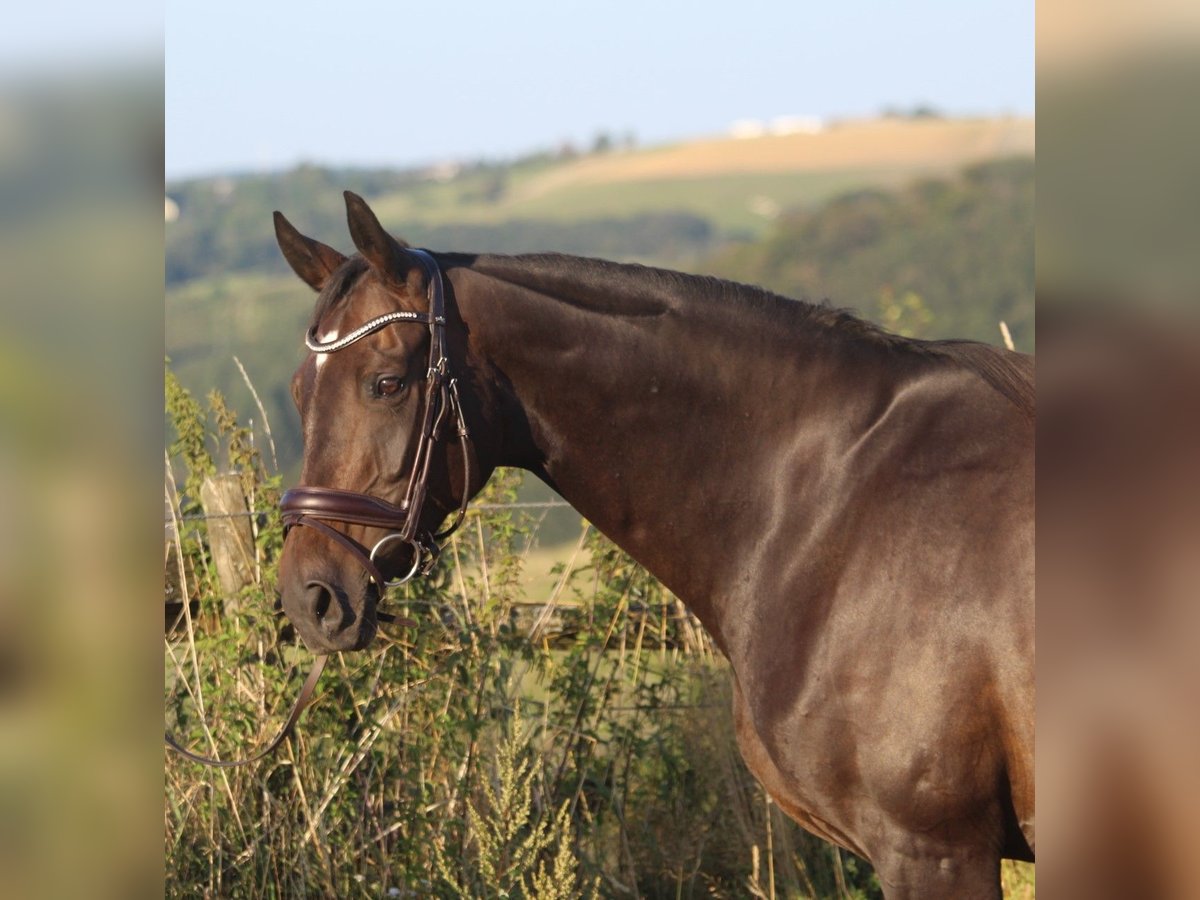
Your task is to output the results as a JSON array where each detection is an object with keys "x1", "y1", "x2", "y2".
[
  {"x1": 0, "y1": 1, "x2": 163, "y2": 898},
  {"x1": 1038, "y1": 1, "x2": 1200, "y2": 897}
]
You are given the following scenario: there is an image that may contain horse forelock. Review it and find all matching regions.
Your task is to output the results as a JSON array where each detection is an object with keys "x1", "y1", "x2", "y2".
[{"x1": 309, "y1": 256, "x2": 370, "y2": 333}]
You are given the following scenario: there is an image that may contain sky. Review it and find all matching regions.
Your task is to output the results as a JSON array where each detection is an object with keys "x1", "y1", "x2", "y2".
[
  {"x1": 166, "y1": 0, "x2": 1033, "y2": 180},
  {"x1": 0, "y1": 0, "x2": 160, "y2": 72}
]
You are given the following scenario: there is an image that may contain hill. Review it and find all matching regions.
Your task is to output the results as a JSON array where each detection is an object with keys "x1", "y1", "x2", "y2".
[
  {"x1": 706, "y1": 156, "x2": 1034, "y2": 348},
  {"x1": 167, "y1": 116, "x2": 1031, "y2": 283},
  {"x1": 166, "y1": 118, "x2": 1032, "y2": 482},
  {"x1": 485, "y1": 115, "x2": 1031, "y2": 202}
]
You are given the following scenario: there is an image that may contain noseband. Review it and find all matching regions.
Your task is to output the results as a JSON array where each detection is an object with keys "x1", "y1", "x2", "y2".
[{"x1": 279, "y1": 248, "x2": 472, "y2": 590}]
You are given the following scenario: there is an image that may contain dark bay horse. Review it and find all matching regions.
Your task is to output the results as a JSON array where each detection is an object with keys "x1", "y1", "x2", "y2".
[{"x1": 274, "y1": 192, "x2": 1034, "y2": 898}]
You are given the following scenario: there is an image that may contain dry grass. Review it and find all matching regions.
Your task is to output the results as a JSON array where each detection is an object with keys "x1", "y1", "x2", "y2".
[
  {"x1": 365, "y1": 115, "x2": 1035, "y2": 240},
  {"x1": 514, "y1": 117, "x2": 1034, "y2": 198}
]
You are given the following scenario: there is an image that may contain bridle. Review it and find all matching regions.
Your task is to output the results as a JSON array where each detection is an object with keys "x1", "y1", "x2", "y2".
[
  {"x1": 279, "y1": 248, "x2": 473, "y2": 589},
  {"x1": 166, "y1": 248, "x2": 472, "y2": 767}
]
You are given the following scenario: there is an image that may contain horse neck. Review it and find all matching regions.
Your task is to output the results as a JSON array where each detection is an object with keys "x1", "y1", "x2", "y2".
[{"x1": 451, "y1": 255, "x2": 893, "y2": 643}]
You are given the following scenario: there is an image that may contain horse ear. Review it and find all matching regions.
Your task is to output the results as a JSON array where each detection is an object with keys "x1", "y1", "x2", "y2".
[
  {"x1": 344, "y1": 191, "x2": 413, "y2": 286},
  {"x1": 273, "y1": 211, "x2": 347, "y2": 291}
]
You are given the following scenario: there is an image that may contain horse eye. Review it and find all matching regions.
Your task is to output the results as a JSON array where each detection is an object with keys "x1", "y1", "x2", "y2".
[{"x1": 374, "y1": 375, "x2": 403, "y2": 398}]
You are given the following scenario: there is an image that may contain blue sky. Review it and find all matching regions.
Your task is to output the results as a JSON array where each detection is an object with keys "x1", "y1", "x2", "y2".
[
  {"x1": 166, "y1": 0, "x2": 1032, "y2": 179},
  {"x1": 0, "y1": 1, "x2": 159, "y2": 71}
]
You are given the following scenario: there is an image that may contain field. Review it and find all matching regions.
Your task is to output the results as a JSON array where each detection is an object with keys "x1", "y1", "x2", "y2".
[
  {"x1": 376, "y1": 168, "x2": 895, "y2": 240},
  {"x1": 368, "y1": 117, "x2": 1033, "y2": 238},
  {"x1": 501, "y1": 117, "x2": 1032, "y2": 185}
]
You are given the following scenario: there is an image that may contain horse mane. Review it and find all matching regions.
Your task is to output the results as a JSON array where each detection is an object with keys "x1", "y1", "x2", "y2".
[
  {"x1": 910, "y1": 338, "x2": 1034, "y2": 416},
  {"x1": 804, "y1": 301, "x2": 1035, "y2": 415},
  {"x1": 459, "y1": 252, "x2": 1035, "y2": 417}
]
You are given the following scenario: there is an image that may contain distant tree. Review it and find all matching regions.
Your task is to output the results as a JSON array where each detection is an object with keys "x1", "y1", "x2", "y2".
[
  {"x1": 879, "y1": 103, "x2": 943, "y2": 120},
  {"x1": 704, "y1": 157, "x2": 1033, "y2": 347},
  {"x1": 877, "y1": 287, "x2": 934, "y2": 338},
  {"x1": 909, "y1": 103, "x2": 943, "y2": 120}
]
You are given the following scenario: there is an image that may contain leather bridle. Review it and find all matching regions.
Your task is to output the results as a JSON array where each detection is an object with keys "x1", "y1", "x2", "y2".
[
  {"x1": 279, "y1": 248, "x2": 473, "y2": 589},
  {"x1": 167, "y1": 248, "x2": 471, "y2": 767}
]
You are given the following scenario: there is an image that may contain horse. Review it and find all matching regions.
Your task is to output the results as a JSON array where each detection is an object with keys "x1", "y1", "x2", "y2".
[{"x1": 273, "y1": 192, "x2": 1034, "y2": 898}]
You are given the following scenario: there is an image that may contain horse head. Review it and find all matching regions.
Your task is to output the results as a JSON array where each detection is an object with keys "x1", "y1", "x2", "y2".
[{"x1": 273, "y1": 192, "x2": 488, "y2": 652}]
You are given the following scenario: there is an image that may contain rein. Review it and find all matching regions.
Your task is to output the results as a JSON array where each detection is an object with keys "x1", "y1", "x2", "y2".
[
  {"x1": 164, "y1": 656, "x2": 327, "y2": 767},
  {"x1": 166, "y1": 248, "x2": 471, "y2": 767}
]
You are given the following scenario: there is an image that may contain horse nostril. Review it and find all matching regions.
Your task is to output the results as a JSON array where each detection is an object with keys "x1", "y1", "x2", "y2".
[
  {"x1": 298, "y1": 579, "x2": 356, "y2": 643},
  {"x1": 305, "y1": 581, "x2": 335, "y2": 621}
]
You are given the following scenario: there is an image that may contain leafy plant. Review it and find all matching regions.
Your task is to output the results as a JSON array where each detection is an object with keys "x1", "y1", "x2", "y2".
[{"x1": 163, "y1": 377, "x2": 905, "y2": 898}]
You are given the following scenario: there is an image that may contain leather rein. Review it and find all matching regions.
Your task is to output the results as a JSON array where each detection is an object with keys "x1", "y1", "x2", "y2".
[{"x1": 166, "y1": 248, "x2": 472, "y2": 766}]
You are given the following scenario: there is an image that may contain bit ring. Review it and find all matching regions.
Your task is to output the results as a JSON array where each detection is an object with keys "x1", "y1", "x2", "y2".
[{"x1": 369, "y1": 534, "x2": 423, "y2": 587}]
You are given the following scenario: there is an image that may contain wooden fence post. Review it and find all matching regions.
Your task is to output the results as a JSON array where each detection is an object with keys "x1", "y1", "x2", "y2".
[
  {"x1": 164, "y1": 519, "x2": 187, "y2": 630},
  {"x1": 199, "y1": 473, "x2": 255, "y2": 612}
]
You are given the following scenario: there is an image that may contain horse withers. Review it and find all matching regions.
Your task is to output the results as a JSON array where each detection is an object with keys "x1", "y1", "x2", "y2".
[{"x1": 274, "y1": 192, "x2": 1034, "y2": 899}]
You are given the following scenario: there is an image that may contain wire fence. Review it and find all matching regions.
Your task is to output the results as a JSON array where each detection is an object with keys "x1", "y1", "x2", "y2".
[{"x1": 166, "y1": 499, "x2": 574, "y2": 527}]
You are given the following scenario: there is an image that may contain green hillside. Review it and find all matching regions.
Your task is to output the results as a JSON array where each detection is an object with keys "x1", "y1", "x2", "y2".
[
  {"x1": 167, "y1": 123, "x2": 1032, "y2": 482},
  {"x1": 706, "y1": 156, "x2": 1034, "y2": 349}
]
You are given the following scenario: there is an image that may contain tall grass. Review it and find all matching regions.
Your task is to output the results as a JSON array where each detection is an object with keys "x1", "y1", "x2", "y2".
[{"x1": 168, "y1": 366, "x2": 977, "y2": 898}]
